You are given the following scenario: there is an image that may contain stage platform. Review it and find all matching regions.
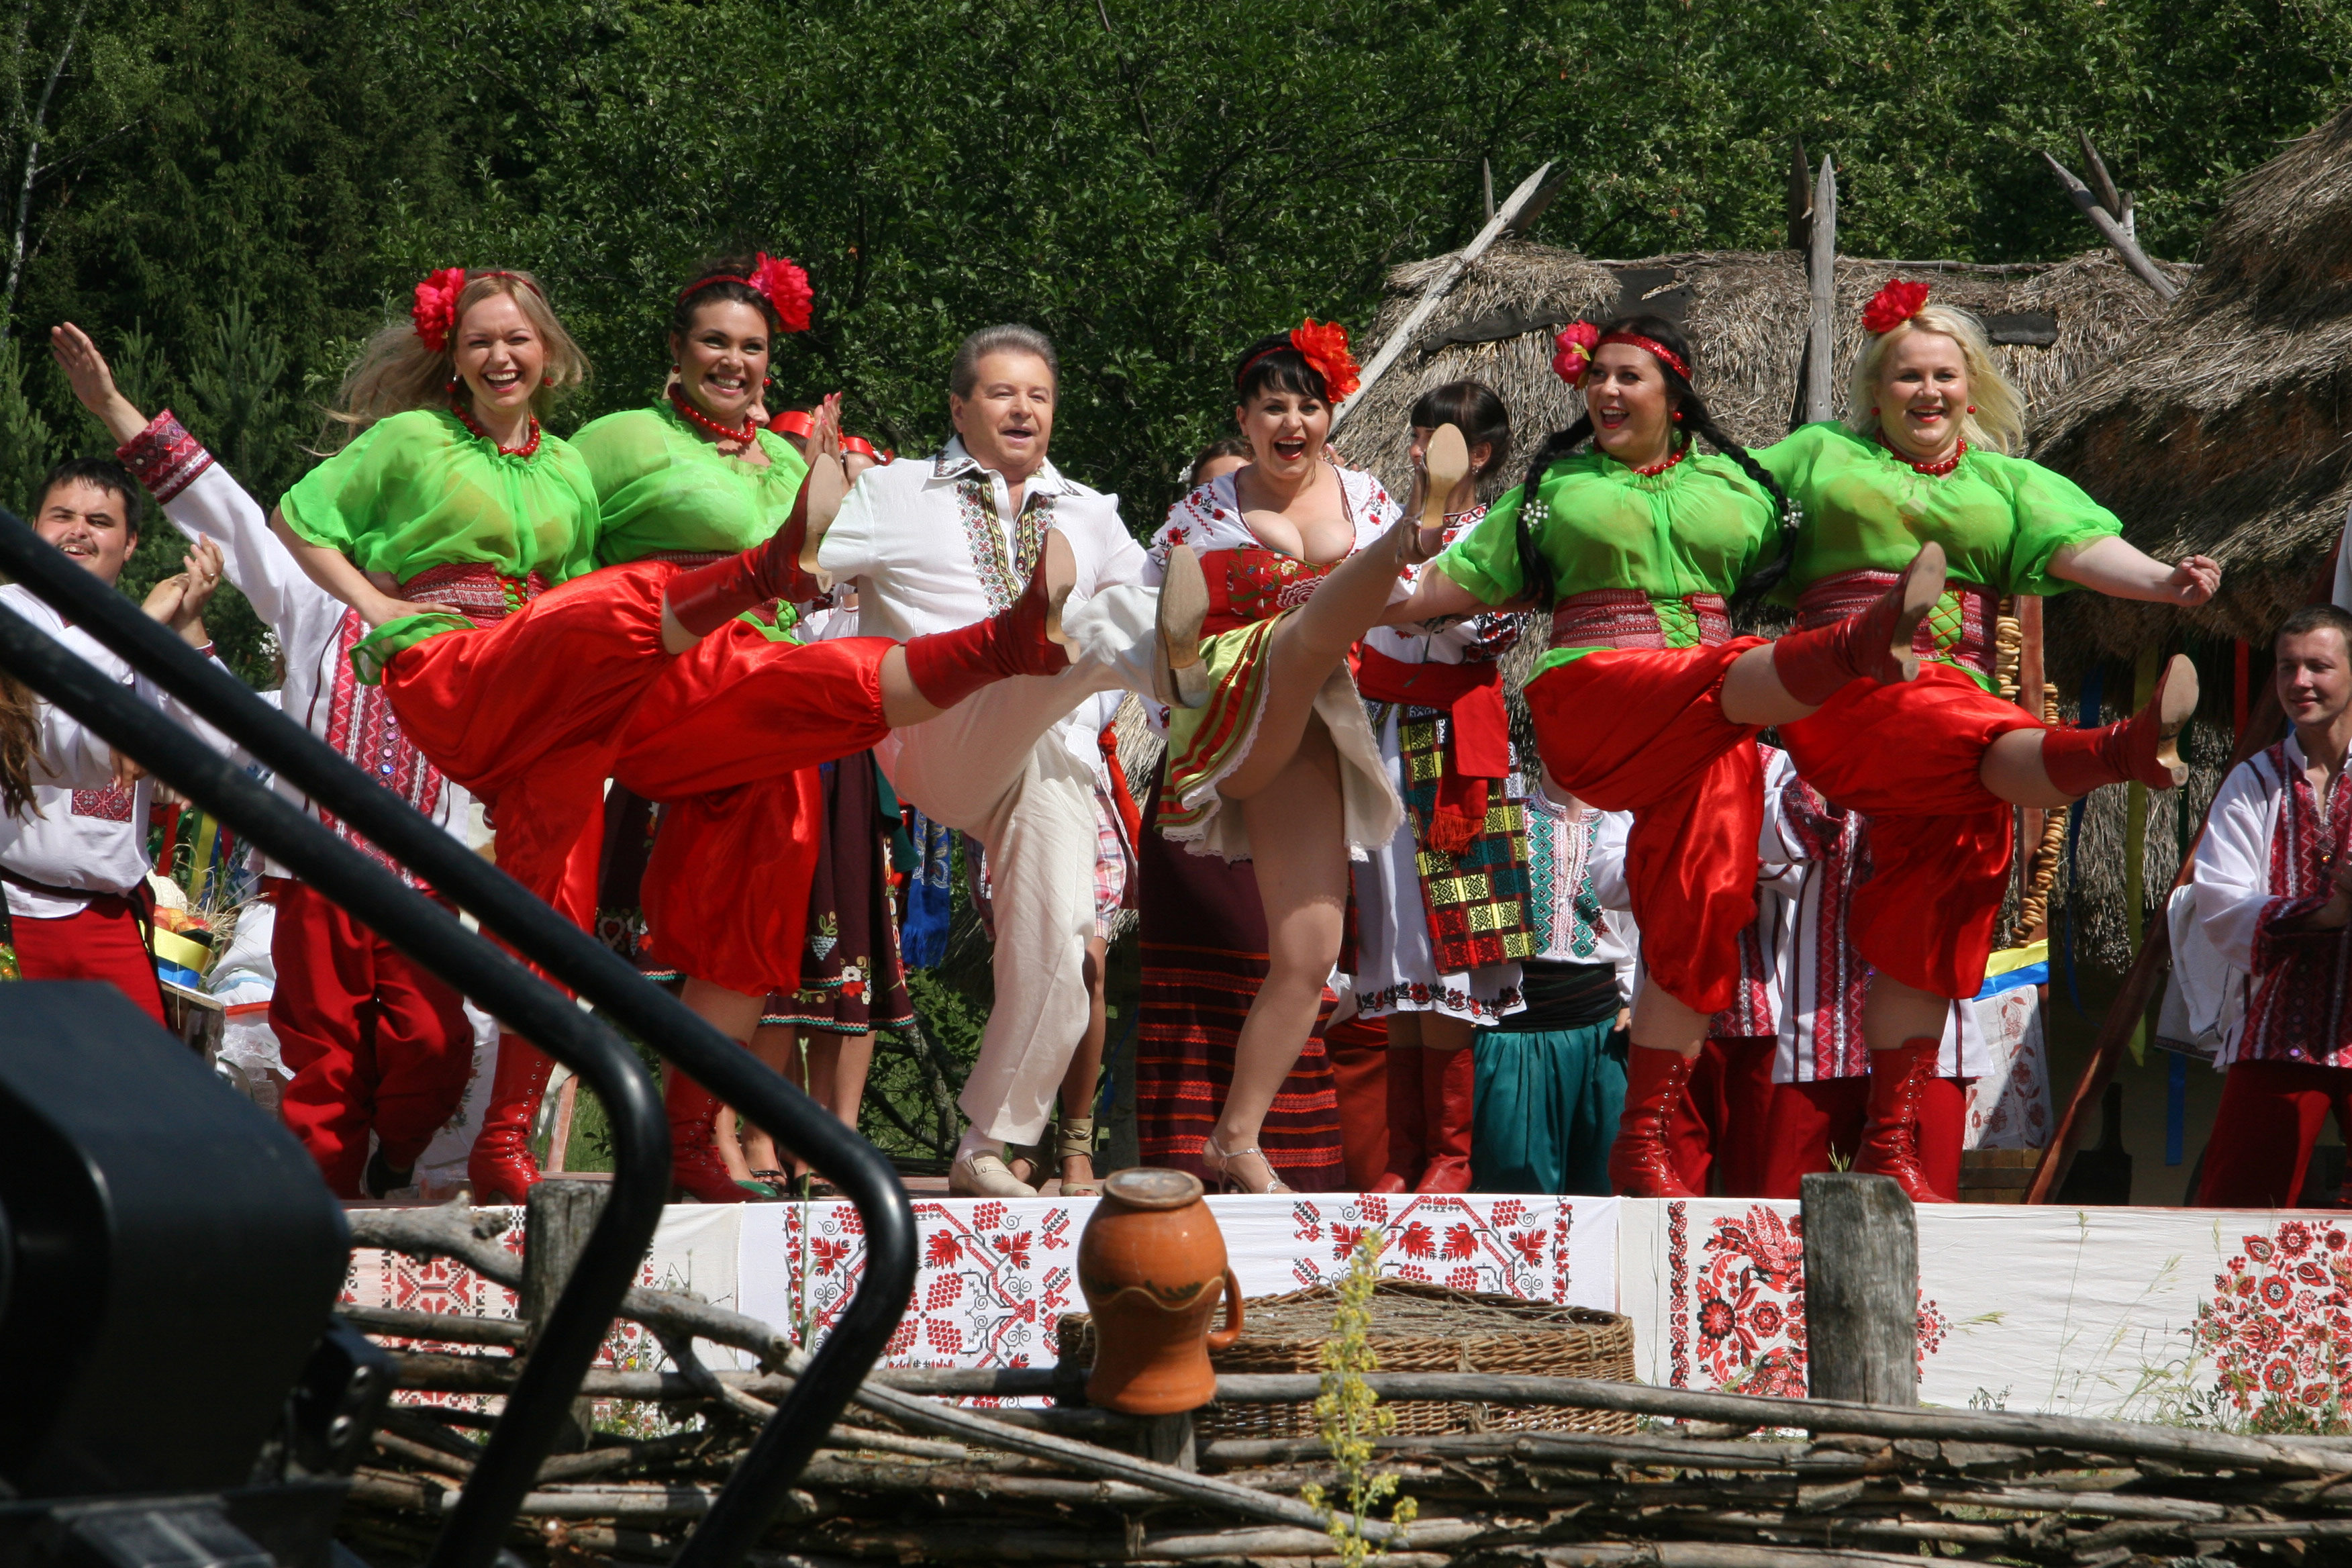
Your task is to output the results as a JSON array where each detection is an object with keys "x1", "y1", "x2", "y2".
[{"x1": 346, "y1": 1192, "x2": 2336, "y2": 1421}]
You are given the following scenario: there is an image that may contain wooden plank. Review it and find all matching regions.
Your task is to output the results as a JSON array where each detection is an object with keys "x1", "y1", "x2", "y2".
[
  {"x1": 1803, "y1": 157, "x2": 1838, "y2": 424},
  {"x1": 523, "y1": 1178, "x2": 608, "y2": 1453},
  {"x1": 1785, "y1": 137, "x2": 1811, "y2": 252},
  {"x1": 2040, "y1": 151, "x2": 2177, "y2": 301},
  {"x1": 1329, "y1": 162, "x2": 1554, "y2": 437},
  {"x1": 1800, "y1": 1174, "x2": 1917, "y2": 1407}
]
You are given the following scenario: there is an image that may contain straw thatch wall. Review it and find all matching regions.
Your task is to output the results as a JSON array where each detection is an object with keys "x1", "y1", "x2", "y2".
[
  {"x1": 2035, "y1": 104, "x2": 2352, "y2": 669},
  {"x1": 1336, "y1": 242, "x2": 2189, "y2": 505}
]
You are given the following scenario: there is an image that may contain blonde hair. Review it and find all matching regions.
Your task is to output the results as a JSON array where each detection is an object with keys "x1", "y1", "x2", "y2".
[
  {"x1": 324, "y1": 270, "x2": 590, "y2": 442},
  {"x1": 1845, "y1": 303, "x2": 2024, "y2": 456}
]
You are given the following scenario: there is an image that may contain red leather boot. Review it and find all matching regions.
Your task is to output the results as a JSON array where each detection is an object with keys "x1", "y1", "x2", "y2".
[
  {"x1": 1771, "y1": 542, "x2": 1947, "y2": 703},
  {"x1": 1370, "y1": 1046, "x2": 1426, "y2": 1193},
  {"x1": 663, "y1": 493, "x2": 828, "y2": 641},
  {"x1": 1608, "y1": 1046, "x2": 1700, "y2": 1199},
  {"x1": 1414, "y1": 1046, "x2": 1475, "y2": 1193},
  {"x1": 1853, "y1": 1037, "x2": 1955, "y2": 1204},
  {"x1": 2041, "y1": 653, "x2": 2197, "y2": 797},
  {"x1": 667, "y1": 1071, "x2": 757, "y2": 1204},
  {"x1": 468, "y1": 1036, "x2": 553, "y2": 1206},
  {"x1": 901, "y1": 531, "x2": 1077, "y2": 707}
]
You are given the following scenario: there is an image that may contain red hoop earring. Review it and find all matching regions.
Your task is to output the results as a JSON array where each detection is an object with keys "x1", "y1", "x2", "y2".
[
  {"x1": 447, "y1": 377, "x2": 461, "y2": 397},
  {"x1": 541, "y1": 373, "x2": 553, "y2": 387}
]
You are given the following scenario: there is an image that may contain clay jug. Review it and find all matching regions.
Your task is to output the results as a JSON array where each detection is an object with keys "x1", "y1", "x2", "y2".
[{"x1": 1076, "y1": 1168, "x2": 1243, "y2": 1414}]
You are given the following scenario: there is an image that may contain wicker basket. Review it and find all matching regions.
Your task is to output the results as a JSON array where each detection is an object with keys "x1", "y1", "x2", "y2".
[{"x1": 1056, "y1": 1277, "x2": 1638, "y2": 1439}]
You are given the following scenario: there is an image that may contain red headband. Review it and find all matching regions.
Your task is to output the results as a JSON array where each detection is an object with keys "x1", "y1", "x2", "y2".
[
  {"x1": 769, "y1": 409, "x2": 816, "y2": 438},
  {"x1": 1862, "y1": 279, "x2": 1932, "y2": 335},
  {"x1": 412, "y1": 268, "x2": 544, "y2": 354},
  {"x1": 1237, "y1": 317, "x2": 1362, "y2": 404},
  {"x1": 839, "y1": 434, "x2": 885, "y2": 460},
  {"x1": 1551, "y1": 322, "x2": 1691, "y2": 384},
  {"x1": 679, "y1": 252, "x2": 814, "y2": 333}
]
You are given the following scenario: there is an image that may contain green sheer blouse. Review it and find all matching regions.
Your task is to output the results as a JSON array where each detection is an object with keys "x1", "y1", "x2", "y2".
[
  {"x1": 571, "y1": 403, "x2": 812, "y2": 567},
  {"x1": 279, "y1": 408, "x2": 601, "y2": 677},
  {"x1": 1755, "y1": 421, "x2": 2120, "y2": 599},
  {"x1": 1433, "y1": 448, "x2": 1777, "y2": 681}
]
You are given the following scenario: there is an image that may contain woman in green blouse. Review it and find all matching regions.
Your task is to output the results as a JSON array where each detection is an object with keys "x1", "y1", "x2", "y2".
[
  {"x1": 1753, "y1": 280, "x2": 2218, "y2": 1201},
  {"x1": 1386, "y1": 312, "x2": 1949, "y2": 1197},
  {"x1": 270, "y1": 264, "x2": 1079, "y2": 1204}
]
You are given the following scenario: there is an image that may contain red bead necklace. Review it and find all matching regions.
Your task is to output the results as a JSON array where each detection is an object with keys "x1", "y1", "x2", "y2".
[
  {"x1": 1880, "y1": 432, "x2": 1966, "y2": 477},
  {"x1": 1622, "y1": 442, "x2": 1686, "y2": 479},
  {"x1": 452, "y1": 399, "x2": 542, "y2": 457},
  {"x1": 669, "y1": 385, "x2": 761, "y2": 447}
]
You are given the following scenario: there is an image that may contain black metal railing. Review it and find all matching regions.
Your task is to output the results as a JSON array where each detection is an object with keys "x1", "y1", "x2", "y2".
[{"x1": 0, "y1": 509, "x2": 916, "y2": 1568}]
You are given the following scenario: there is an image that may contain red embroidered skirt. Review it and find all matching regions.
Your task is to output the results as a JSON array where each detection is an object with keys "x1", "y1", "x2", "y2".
[
  {"x1": 1522, "y1": 638, "x2": 1767, "y2": 1016},
  {"x1": 1777, "y1": 666, "x2": 2041, "y2": 1000}
]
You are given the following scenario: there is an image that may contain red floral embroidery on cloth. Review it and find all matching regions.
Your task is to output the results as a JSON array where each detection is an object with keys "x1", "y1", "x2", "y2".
[
  {"x1": 1784, "y1": 777, "x2": 1873, "y2": 1081},
  {"x1": 319, "y1": 605, "x2": 448, "y2": 882},
  {"x1": 1548, "y1": 589, "x2": 1730, "y2": 651},
  {"x1": 115, "y1": 410, "x2": 213, "y2": 504},
  {"x1": 2195, "y1": 1220, "x2": 2352, "y2": 1422},
  {"x1": 72, "y1": 781, "x2": 135, "y2": 822},
  {"x1": 1794, "y1": 569, "x2": 1998, "y2": 680},
  {"x1": 1202, "y1": 548, "x2": 1335, "y2": 635},
  {"x1": 1667, "y1": 1202, "x2": 1949, "y2": 1394},
  {"x1": 2244, "y1": 741, "x2": 2352, "y2": 1068},
  {"x1": 398, "y1": 563, "x2": 552, "y2": 623}
]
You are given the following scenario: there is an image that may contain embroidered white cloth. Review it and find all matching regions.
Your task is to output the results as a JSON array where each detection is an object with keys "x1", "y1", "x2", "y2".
[
  {"x1": 1142, "y1": 464, "x2": 1401, "y2": 593},
  {"x1": 1516, "y1": 778, "x2": 1638, "y2": 991},
  {"x1": 0, "y1": 583, "x2": 228, "y2": 916},
  {"x1": 818, "y1": 439, "x2": 1144, "y2": 644}
]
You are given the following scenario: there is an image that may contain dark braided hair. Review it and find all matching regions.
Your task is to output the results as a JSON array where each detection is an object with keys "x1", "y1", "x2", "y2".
[{"x1": 1509, "y1": 313, "x2": 1799, "y2": 611}]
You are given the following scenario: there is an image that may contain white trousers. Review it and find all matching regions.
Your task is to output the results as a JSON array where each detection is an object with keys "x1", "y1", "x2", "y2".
[{"x1": 878, "y1": 585, "x2": 1161, "y2": 1144}]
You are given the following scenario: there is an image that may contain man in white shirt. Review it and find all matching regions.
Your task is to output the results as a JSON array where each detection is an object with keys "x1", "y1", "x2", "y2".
[
  {"x1": 56, "y1": 322, "x2": 479, "y2": 1199},
  {"x1": 2192, "y1": 603, "x2": 2352, "y2": 1206},
  {"x1": 0, "y1": 455, "x2": 222, "y2": 1026},
  {"x1": 820, "y1": 324, "x2": 1206, "y2": 1195}
]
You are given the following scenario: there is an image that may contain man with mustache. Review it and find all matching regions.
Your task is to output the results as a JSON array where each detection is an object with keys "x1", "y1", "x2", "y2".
[
  {"x1": 818, "y1": 324, "x2": 1207, "y2": 1195},
  {"x1": 0, "y1": 456, "x2": 224, "y2": 1024}
]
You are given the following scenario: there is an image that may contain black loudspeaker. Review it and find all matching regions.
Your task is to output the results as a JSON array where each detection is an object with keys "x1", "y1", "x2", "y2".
[{"x1": 0, "y1": 981, "x2": 361, "y2": 1568}]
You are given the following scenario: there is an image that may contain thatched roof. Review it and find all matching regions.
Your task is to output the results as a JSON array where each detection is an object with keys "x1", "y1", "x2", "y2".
[
  {"x1": 2035, "y1": 105, "x2": 2352, "y2": 666},
  {"x1": 1336, "y1": 242, "x2": 2188, "y2": 506}
]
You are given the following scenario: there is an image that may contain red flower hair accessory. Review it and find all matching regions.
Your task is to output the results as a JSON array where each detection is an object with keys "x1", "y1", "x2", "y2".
[
  {"x1": 1862, "y1": 278, "x2": 1932, "y2": 336},
  {"x1": 411, "y1": 266, "x2": 469, "y2": 353},
  {"x1": 680, "y1": 252, "x2": 814, "y2": 333},
  {"x1": 1551, "y1": 321, "x2": 1600, "y2": 383},
  {"x1": 750, "y1": 253, "x2": 814, "y2": 333},
  {"x1": 1288, "y1": 318, "x2": 1360, "y2": 402}
]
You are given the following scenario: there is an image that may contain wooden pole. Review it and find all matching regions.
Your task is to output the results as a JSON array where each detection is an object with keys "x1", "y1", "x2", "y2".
[
  {"x1": 2077, "y1": 130, "x2": 2133, "y2": 241},
  {"x1": 1481, "y1": 156, "x2": 1494, "y2": 224},
  {"x1": 1803, "y1": 156, "x2": 1837, "y2": 425},
  {"x1": 1785, "y1": 138, "x2": 1811, "y2": 252},
  {"x1": 2040, "y1": 151, "x2": 2177, "y2": 301},
  {"x1": 1800, "y1": 1174, "x2": 1916, "y2": 1407},
  {"x1": 1328, "y1": 162, "x2": 1554, "y2": 438},
  {"x1": 523, "y1": 1177, "x2": 609, "y2": 1452}
]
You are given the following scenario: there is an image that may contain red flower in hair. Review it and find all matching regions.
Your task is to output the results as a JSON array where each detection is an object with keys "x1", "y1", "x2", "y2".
[
  {"x1": 1551, "y1": 320, "x2": 1600, "y2": 383},
  {"x1": 750, "y1": 253, "x2": 814, "y2": 333},
  {"x1": 411, "y1": 266, "x2": 468, "y2": 353},
  {"x1": 1861, "y1": 278, "x2": 1932, "y2": 336},
  {"x1": 1289, "y1": 318, "x2": 1361, "y2": 403}
]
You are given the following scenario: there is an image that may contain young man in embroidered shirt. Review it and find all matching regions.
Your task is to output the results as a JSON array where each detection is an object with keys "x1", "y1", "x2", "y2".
[
  {"x1": 818, "y1": 324, "x2": 1208, "y2": 1195},
  {"x1": 0, "y1": 456, "x2": 222, "y2": 1025},
  {"x1": 2193, "y1": 603, "x2": 2352, "y2": 1206}
]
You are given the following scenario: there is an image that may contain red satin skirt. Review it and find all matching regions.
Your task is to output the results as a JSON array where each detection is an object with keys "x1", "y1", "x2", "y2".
[
  {"x1": 384, "y1": 561, "x2": 675, "y2": 931},
  {"x1": 387, "y1": 562, "x2": 897, "y2": 981},
  {"x1": 1523, "y1": 640, "x2": 1767, "y2": 1015},
  {"x1": 1777, "y1": 667, "x2": 2041, "y2": 1001}
]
